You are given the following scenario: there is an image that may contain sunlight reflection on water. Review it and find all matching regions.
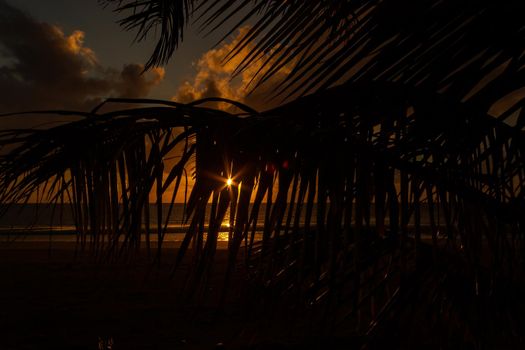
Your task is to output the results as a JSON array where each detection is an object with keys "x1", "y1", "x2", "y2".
[{"x1": 218, "y1": 232, "x2": 230, "y2": 241}]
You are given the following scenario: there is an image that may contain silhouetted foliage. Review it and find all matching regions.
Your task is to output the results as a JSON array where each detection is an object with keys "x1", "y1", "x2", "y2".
[{"x1": 1, "y1": 0, "x2": 525, "y2": 348}]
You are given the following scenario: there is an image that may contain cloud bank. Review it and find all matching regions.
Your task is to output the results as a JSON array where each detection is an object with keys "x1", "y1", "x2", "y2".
[
  {"x1": 174, "y1": 27, "x2": 294, "y2": 112},
  {"x1": 0, "y1": 0, "x2": 165, "y2": 113}
]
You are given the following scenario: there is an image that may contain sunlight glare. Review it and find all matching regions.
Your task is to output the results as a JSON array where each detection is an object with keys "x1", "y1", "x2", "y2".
[{"x1": 226, "y1": 178, "x2": 233, "y2": 187}]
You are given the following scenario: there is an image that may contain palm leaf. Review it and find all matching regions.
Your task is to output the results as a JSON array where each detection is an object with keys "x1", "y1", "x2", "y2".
[
  {"x1": 1, "y1": 0, "x2": 524, "y2": 346},
  {"x1": 2, "y1": 80, "x2": 524, "y2": 344}
]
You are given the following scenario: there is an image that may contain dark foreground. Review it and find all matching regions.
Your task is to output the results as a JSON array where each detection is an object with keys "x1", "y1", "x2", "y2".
[
  {"x1": 0, "y1": 240, "x2": 524, "y2": 350},
  {"x1": 0, "y1": 242, "x2": 250, "y2": 350}
]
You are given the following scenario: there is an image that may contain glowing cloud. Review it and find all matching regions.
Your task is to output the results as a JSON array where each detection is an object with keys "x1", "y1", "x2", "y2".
[{"x1": 173, "y1": 27, "x2": 294, "y2": 112}]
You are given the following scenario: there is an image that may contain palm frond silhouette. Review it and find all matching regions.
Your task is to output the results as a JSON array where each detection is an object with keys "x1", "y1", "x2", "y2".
[{"x1": 2, "y1": 0, "x2": 525, "y2": 347}]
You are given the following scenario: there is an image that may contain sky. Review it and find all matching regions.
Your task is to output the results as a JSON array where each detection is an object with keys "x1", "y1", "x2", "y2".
[
  {"x1": 0, "y1": 0, "x2": 292, "y2": 202},
  {"x1": 0, "y1": 0, "x2": 283, "y2": 117},
  {"x1": 12, "y1": 0, "x2": 231, "y2": 99}
]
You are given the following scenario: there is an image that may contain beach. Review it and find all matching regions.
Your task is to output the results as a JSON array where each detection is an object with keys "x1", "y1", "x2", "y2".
[
  {"x1": 2, "y1": 233, "x2": 525, "y2": 349},
  {"x1": 0, "y1": 241, "x2": 253, "y2": 350},
  {"x1": 0, "y1": 237, "x2": 397, "y2": 350}
]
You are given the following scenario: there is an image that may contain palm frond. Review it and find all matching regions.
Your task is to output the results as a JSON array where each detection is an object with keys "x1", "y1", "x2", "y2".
[
  {"x1": 1, "y1": 81, "x2": 524, "y2": 344},
  {"x1": 101, "y1": 0, "x2": 197, "y2": 70},
  {"x1": 2, "y1": 0, "x2": 524, "y2": 346},
  {"x1": 105, "y1": 0, "x2": 524, "y2": 113}
]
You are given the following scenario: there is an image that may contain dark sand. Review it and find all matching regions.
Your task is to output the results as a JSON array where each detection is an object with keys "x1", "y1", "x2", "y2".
[
  {"x1": 0, "y1": 241, "x2": 252, "y2": 350},
  {"x1": 3, "y1": 239, "x2": 524, "y2": 349}
]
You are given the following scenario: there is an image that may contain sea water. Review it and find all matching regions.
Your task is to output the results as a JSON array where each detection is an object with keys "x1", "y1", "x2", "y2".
[{"x1": 0, "y1": 203, "x2": 438, "y2": 243}]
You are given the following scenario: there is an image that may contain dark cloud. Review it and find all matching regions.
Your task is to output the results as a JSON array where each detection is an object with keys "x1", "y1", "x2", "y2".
[
  {"x1": 116, "y1": 63, "x2": 165, "y2": 99},
  {"x1": 0, "y1": 0, "x2": 165, "y2": 114}
]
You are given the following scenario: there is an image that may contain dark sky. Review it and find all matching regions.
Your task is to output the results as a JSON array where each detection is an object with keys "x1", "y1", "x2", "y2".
[
  {"x1": 0, "y1": 0, "x2": 293, "y2": 126},
  {"x1": 13, "y1": 0, "x2": 232, "y2": 94},
  {"x1": 0, "y1": 0, "x2": 239, "y2": 113}
]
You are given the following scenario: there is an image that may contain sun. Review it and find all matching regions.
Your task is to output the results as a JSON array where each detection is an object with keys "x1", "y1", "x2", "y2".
[{"x1": 226, "y1": 178, "x2": 233, "y2": 187}]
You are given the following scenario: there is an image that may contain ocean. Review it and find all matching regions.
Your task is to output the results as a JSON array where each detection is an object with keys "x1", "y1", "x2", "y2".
[{"x1": 0, "y1": 203, "x2": 438, "y2": 243}]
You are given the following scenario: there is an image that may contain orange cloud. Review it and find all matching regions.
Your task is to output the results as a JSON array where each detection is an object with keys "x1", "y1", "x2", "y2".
[
  {"x1": 173, "y1": 27, "x2": 294, "y2": 112},
  {"x1": 64, "y1": 29, "x2": 97, "y2": 66}
]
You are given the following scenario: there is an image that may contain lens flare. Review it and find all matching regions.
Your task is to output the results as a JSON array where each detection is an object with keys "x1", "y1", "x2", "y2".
[{"x1": 226, "y1": 178, "x2": 233, "y2": 187}]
